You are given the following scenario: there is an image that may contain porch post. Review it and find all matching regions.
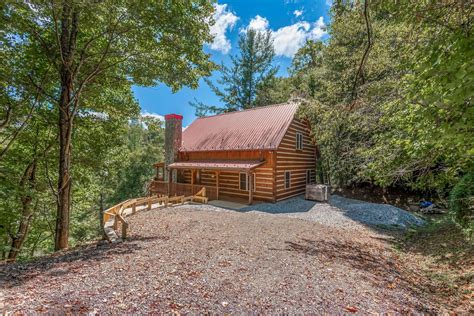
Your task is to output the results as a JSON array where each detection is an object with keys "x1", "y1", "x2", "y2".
[
  {"x1": 168, "y1": 169, "x2": 172, "y2": 196},
  {"x1": 248, "y1": 172, "x2": 253, "y2": 205},
  {"x1": 216, "y1": 171, "x2": 220, "y2": 200},
  {"x1": 191, "y1": 169, "x2": 194, "y2": 195}
]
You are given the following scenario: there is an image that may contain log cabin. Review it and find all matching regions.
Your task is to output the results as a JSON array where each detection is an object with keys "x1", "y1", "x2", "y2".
[{"x1": 150, "y1": 102, "x2": 317, "y2": 204}]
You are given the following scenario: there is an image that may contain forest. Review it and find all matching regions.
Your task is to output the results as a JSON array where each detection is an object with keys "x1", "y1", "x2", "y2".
[{"x1": 1, "y1": 0, "x2": 472, "y2": 262}]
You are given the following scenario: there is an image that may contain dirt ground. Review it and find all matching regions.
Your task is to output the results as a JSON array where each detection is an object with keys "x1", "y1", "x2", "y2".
[{"x1": 0, "y1": 206, "x2": 470, "y2": 314}]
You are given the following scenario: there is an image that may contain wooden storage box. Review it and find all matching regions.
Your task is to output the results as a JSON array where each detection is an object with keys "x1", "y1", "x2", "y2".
[{"x1": 305, "y1": 184, "x2": 330, "y2": 202}]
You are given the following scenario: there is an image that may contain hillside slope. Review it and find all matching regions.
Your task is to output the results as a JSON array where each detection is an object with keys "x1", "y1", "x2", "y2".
[{"x1": 0, "y1": 206, "x2": 465, "y2": 313}]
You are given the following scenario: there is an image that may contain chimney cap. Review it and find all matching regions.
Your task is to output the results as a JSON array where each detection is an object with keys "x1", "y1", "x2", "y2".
[{"x1": 165, "y1": 114, "x2": 183, "y2": 120}]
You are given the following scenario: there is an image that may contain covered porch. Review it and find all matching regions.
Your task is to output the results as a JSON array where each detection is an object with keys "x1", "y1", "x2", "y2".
[{"x1": 149, "y1": 160, "x2": 265, "y2": 204}]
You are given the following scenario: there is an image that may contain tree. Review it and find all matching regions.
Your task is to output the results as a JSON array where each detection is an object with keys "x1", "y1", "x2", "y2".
[
  {"x1": 254, "y1": 77, "x2": 293, "y2": 107},
  {"x1": 2, "y1": 0, "x2": 216, "y2": 250},
  {"x1": 291, "y1": 0, "x2": 472, "y2": 225},
  {"x1": 0, "y1": 112, "x2": 55, "y2": 261},
  {"x1": 287, "y1": 40, "x2": 325, "y2": 99},
  {"x1": 0, "y1": 108, "x2": 165, "y2": 260},
  {"x1": 192, "y1": 28, "x2": 278, "y2": 116},
  {"x1": 109, "y1": 116, "x2": 165, "y2": 203},
  {"x1": 289, "y1": 40, "x2": 324, "y2": 75}
]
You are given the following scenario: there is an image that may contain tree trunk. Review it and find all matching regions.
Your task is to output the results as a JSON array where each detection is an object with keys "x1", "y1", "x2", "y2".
[
  {"x1": 55, "y1": 88, "x2": 73, "y2": 250},
  {"x1": 54, "y1": 2, "x2": 78, "y2": 251},
  {"x1": 8, "y1": 161, "x2": 37, "y2": 261},
  {"x1": 99, "y1": 193, "x2": 107, "y2": 240}
]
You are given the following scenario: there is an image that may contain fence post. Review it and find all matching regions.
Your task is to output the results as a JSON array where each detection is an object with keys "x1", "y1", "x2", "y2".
[
  {"x1": 121, "y1": 221, "x2": 128, "y2": 240},
  {"x1": 113, "y1": 215, "x2": 118, "y2": 230}
]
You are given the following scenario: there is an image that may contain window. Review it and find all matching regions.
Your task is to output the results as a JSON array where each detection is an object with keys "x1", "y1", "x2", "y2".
[
  {"x1": 306, "y1": 169, "x2": 315, "y2": 184},
  {"x1": 239, "y1": 173, "x2": 248, "y2": 191},
  {"x1": 239, "y1": 173, "x2": 256, "y2": 191},
  {"x1": 296, "y1": 132, "x2": 303, "y2": 150},
  {"x1": 284, "y1": 171, "x2": 291, "y2": 189}
]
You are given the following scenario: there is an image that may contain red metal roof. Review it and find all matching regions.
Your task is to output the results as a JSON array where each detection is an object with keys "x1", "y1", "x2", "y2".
[
  {"x1": 168, "y1": 160, "x2": 264, "y2": 171},
  {"x1": 181, "y1": 103, "x2": 299, "y2": 152}
]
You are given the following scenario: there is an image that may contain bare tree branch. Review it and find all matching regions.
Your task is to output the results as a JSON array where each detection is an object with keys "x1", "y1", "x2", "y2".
[
  {"x1": 0, "y1": 71, "x2": 50, "y2": 161},
  {"x1": 349, "y1": 0, "x2": 372, "y2": 111}
]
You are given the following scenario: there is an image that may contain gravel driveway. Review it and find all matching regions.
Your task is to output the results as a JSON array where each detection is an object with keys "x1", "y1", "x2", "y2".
[
  {"x1": 192, "y1": 194, "x2": 426, "y2": 231},
  {"x1": 1, "y1": 206, "x2": 444, "y2": 314}
]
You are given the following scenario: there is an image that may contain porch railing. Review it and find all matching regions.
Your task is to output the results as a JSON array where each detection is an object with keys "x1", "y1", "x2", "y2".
[
  {"x1": 149, "y1": 180, "x2": 217, "y2": 201},
  {"x1": 149, "y1": 180, "x2": 168, "y2": 196}
]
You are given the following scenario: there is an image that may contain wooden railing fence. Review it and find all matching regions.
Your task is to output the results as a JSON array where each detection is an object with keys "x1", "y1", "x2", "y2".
[
  {"x1": 103, "y1": 195, "x2": 170, "y2": 242},
  {"x1": 103, "y1": 187, "x2": 208, "y2": 243}
]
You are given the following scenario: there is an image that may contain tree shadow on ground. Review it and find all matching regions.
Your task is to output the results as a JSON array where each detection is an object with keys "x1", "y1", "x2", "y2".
[
  {"x1": 399, "y1": 220, "x2": 473, "y2": 268},
  {"x1": 0, "y1": 235, "x2": 168, "y2": 287},
  {"x1": 272, "y1": 237, "x2": 448, "y2": 313}
]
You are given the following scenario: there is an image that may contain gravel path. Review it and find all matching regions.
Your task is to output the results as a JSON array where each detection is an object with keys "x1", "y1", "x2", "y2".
[
  {"x1": 1, "y1": 207, "x2": 444, "y2": 314},
  {"x1": 237, "y1": 195, "x2": 426, "y2": 230}
]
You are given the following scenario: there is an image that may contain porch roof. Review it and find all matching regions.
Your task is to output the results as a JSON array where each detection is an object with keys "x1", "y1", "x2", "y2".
[{"x1": 167, "y1": 160, "x2": 265, "y2": 172}]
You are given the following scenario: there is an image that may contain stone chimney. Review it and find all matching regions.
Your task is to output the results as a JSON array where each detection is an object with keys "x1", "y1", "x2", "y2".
[{"x1": 164, "y1": 114, "x2": 183, "y2": 182}]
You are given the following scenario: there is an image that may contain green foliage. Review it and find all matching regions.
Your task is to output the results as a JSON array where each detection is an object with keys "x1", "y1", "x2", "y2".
[
  {"x1": 290, "y1": 1, "x2": 473, "y2": 200},
  {"x1": 295, "y1": 3, "x2": 410, "y2": 186},
  {"x1": 258, "y1": 1, "x2": 474, "y2": 233},
  {"x1": 254, "y1": 77, "x2": 293, "y2": 107},
  {"x1": 450, "y1": 174, "x2": 474, "y2": 232},
  {"x1": 192, "y1": 28, "x2": 279, "y2": 116},
  {"x1": 109, "y1": 117, "x2": 164, "y2": 204},
  {"x1": 1, "y1": 0, "x2": 213, "y2": 259},
  {"x1": 363, "y1": 2, "x2": 473, "y2": 193},
  {"x1": 0, "y1": 113, "x2": 164, "y2": 260}
]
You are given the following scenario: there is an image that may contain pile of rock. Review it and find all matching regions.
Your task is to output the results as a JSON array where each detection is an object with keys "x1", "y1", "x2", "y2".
[{"x1": 409, "y1": 201, "x2": 448, "y2": 214}]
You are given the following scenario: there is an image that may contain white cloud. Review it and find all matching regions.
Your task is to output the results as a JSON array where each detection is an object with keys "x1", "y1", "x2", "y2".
[
  {"x1": 293, "y1": 9, "x2": 303, "y2": 17},
  {"x1": 326, "y1": 0, "x2": 333, "y2": 7},
  {"x1": 208, "y1": 3, "x2": 238, "y2": 54},
  {"x1": 247, "y1": 15, "x2": 269, "y2": 32},
  {"x1": 80, "y1": 110, "x2": 109, "y2": 120},
  {"x1": 243, "y1": 15, "x2": 327, "y2": 58},
  {"x1": 309, "y1": 16, "x2": 326, "y2": 40},
  {"x1": 273, "y1": 22, "x2": 311, "y2": 57},
  {"x1": 141, "y1": 111, "x2": 164, "y2": 121}
]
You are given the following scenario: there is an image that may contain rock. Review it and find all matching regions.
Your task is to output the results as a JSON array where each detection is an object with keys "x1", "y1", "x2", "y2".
[{"x1": 420, "y1": 204, "x2": 447, "y2": 214}]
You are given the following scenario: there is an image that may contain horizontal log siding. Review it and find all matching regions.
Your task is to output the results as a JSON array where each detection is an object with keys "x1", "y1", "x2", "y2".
[
  {"x1": 179, "y1": 170, "x2": 216, "y2": 186},
  {"x1": 276, "y1": 119, "x2": 316, "y2": 201},
  {"x1": 176, "y1": 150, "x2": 275, "y2": 202}
]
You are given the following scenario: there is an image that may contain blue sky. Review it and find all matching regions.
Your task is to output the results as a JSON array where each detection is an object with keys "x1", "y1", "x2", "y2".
[{"x1": 134, "y1": 0, "x2": 332, "y2": 127}]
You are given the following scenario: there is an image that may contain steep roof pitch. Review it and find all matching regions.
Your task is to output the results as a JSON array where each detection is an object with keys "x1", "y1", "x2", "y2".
[{"x1": 181, "y1": 102, "x2": 299, "y2": 152}]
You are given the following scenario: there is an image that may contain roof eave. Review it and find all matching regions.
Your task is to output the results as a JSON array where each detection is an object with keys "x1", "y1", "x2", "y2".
[{"x1": 179, "y1": 147, "x2": 278, "y2": 153}]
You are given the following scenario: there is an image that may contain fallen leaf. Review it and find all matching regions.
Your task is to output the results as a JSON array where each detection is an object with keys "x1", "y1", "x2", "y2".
[{"x1": 345, "y1": 306, "x2": 358, "y2": 313}]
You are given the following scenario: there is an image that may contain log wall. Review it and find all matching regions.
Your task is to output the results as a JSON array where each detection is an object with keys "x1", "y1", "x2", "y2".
[
  {"x1": 173, "y1": 118, "x2": 316, "y2": 203},
  {"x1": 275, "y1": 119, "x2": 316, "y2": 201},
  {"x1": 177, "y1": 150, "x2": 275, "y2": 202}
]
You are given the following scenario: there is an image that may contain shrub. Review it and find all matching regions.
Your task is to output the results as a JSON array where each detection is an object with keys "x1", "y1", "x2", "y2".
[{"x1": 450, "y1": 173, "x2": 474, "y2": 232}]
